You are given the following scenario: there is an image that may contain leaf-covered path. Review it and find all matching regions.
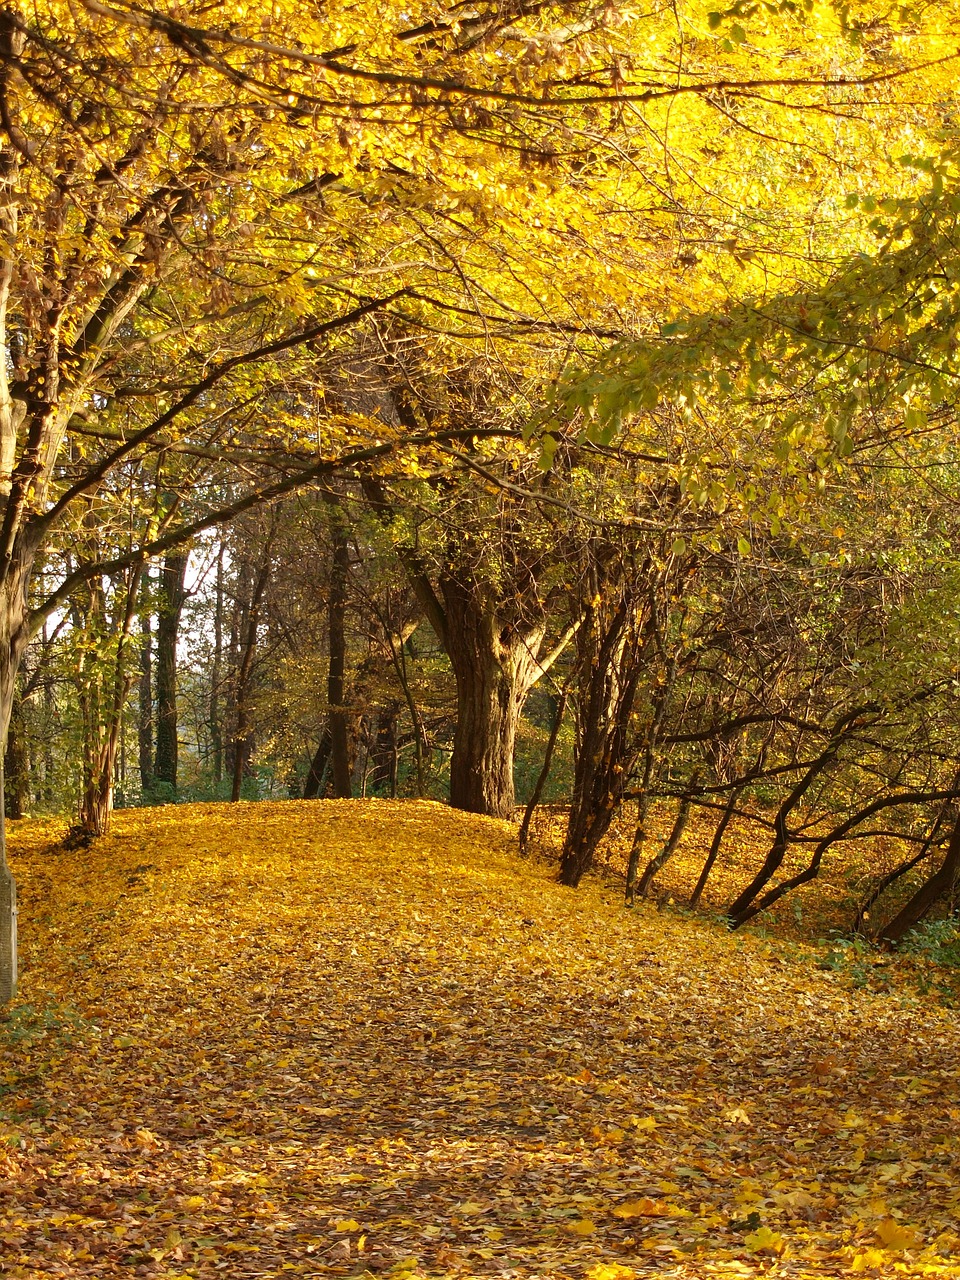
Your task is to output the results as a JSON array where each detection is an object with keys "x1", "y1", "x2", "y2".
[{"x1": 2, "y1": 800, "x2": 960, "y2": 1279}]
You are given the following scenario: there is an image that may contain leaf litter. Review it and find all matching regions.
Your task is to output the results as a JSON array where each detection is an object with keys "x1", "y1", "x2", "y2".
[{"x1": 1, "y1": 799, "x2": 960, "y2": 1280}]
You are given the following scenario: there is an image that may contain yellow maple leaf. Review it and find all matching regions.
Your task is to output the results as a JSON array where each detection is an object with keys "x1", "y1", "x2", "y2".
[
  {"x1": 567, "y1": 1218, "x2": 597, "y2": 1235},
  {"x1": 585, "y1": 1266, "x2": 638, "y2": 1280},
  {"x1": 334, "y1": 1218, "x2": 361, "y2": 1232},
  {"x1": 612, "y1": 1198, "x2": 667, "y2": 1218},
  {"x1": 744, "y1": 1226, "x2": 785, "y2": 1254},
  {"x1": 851, "y1": 1247, "x2": 888, "y2": 1271},
  {"x1": 875, "y1": 1218, "x2": 921, "y2": 1251}
]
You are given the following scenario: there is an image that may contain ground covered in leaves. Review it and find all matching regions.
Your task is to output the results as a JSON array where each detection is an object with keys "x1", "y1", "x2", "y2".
[{"x1": 2, "y1": 800, "x2": 960, "y2": 1280}]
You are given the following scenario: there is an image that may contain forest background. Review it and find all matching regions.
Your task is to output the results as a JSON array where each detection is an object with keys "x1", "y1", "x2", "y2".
[{"x1": 2, "y1": 0, "x2": 960, "y2": 1003}]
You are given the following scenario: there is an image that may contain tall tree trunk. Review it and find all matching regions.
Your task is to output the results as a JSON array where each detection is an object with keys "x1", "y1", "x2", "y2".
[
  {"x1": 210, "y1": 544, "x2": 224, "y2": 786},
  {"x1": 4, "y1": 686, "x2": 26, "y2": 820},
  {"x1": 0, "y1": 550, "x2": 44, "y2": 1005},
  {"x1": 75, "y1": 563, "x2": 144, "y2": 840},
  {"x1": 138, "y1": 594, "x2": 153, "y2": 794},
  {"x1": 518, "y1": 686, "x2": 568, "y2": 856},
  {"x1": 360, "y1": 475, "x2": 570, "y2": 819},
  {"x1": 689, "y1": 788, "x2": 740, "y2": 909},
  {"x1": 324, "y1": 489, "x2": 352, "y2": 799},
  {"x1": 153, "y1": 551, "x2": 189, "y2": 793},
  {"x1": 230, "y1": 531, "x2": 273, "y2": 802}
]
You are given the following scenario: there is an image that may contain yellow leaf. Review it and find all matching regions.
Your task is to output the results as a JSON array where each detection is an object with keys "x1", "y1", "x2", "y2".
[
  {"x1": 612, "y1": 1198, "x2": 666, "y2": 1218},
  {"x1": 334, "y1": 1219, "x2": 361, "y2": 1232},
  {"x1": 586, "y1": 1266, "x2": 638, "y2": 1280},
  {"x1": 875, "y1": 1219, "x2": 921, "y2": 1251},
  {"x1": 851, "y1": 1248, "x2": 888, "y2": 1271},
  {"x1": 567, "y1": 1218, "x2": 597, "y2": 1235},
  {"x1": 743, "y1": 1227, "x2": 784, "y2": 1254}
]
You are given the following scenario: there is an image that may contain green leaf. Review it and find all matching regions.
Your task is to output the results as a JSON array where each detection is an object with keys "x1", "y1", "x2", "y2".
[{"x1": 707, "y1": 10, "x2": 724, "y2": 27}]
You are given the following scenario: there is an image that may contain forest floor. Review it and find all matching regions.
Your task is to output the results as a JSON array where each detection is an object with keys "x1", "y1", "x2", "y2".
[{"x1": 2, "y1": 799, "x2": 960, "y2": 1280}]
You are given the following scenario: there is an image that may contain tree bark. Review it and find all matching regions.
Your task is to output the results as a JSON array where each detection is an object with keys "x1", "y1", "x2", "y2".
[
  {"x1": 369, "y1": 703, "x2": 401, "y2": 796},
  {"x1": 210, "y1": 545, "x2": 224, "y2": 785},
  {"x1": 689, "y1": 788, "x2": 739, "y2": 908},
  {"x1": 138, "y1": 595, "x2": 153, "y2": 794},
  {"x1": 559, "y1": 594, "x2": 647, "y2": 888},
  {"x1": 636, "y1": 786, "x2": 696, "y2": 899},
  {"x1": 518, "y1": 686, "x2": 568, "y2": 856},
  {"x1": 324, "y1": 489, "x2": 352, "y2": 799},
  {"x1": 303, "y1": 727, "x2": 331, "y2": 799},
  {"x1": 4, "y1": 688, "x2": 26, "y2": 820},
  {"x1": 153, "y1": 551, "x2": 189, "y2": 793},
  {"x1": 361, "y1": 474, "x2": 570, "y2": 819},
  {"x1": 442, "y1": 573, "x2": 546, "y2": 819},
  {"x1": 878, "y1": 811, "x2": 960, "y2": 946},
  {"x1": 230, "y1": 530, "x2": 273, "y2": 802}
]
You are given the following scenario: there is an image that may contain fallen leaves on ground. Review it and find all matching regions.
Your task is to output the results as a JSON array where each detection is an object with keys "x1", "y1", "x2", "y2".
[{"x1": 1, "y1": 799, "x2": 959, "y2": 1280}]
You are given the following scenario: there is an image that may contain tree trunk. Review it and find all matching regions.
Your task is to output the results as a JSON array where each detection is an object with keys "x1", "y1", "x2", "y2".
[
  {"x1": 324, "y1": 490, "x2": 352, "y2": 799},
  {"x1": 4, "y1": 687, "x2": 26, "y2": 820},
  {"x1": 138, "y1": 597, "x2": 153, "y2": 794},
  {"x1": 369, "y1": 703, "x2": 401, "y2": 795},
  {"x1": 636, "y1": 785, "x2": 697, "y2": 899},
  {"x1": 0, "y1": 553, "x2": 43, "y2": 1005},
  {"x1": 559, "y1": 596, "x2": 646, "y2": 887},
  {"x1": 230, "y1": 532, "x2": 273, "y2": 802},
  {"x1": 74, "y1": 563, "x2": 145, "y2": 840},
  {"x1": 689, "y1": 788, "x2": 740, "y2": 908},
  {"x1": 443, "y1": 575, "x2": 544, "y2": 820},
  {"x1": 360, "y1": 475, "x2": 567, "y2": 819},
  {"x1": 303, "y1": 727, "x2": 331, "y2": 799},
  {"x1": 518, "y1": 686, "x2": 568, "y2": 856},
  {"x1": 153, "y1": 551, "x2": 189, "y2": 793},
  {"x1": 878, "y1": 811, "x2": 960, "y2": 946},
  {"x1": 210, "y1": 544, "x2": 224, "y2": 786}
]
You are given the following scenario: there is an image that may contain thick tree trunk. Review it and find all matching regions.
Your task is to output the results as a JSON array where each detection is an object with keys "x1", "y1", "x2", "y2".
[
  {"x1": 448, "y1": 647, "x2": 525, "y2": 818},
  {"x1": 0, "y1": 553, "x2": 42, "y2": 1005},
  {"x1": 559, "y1": 598, "x2": 646, "y2": 887},
  {"x1": 360, "y1": 475, "x2": 565, "y2": 819},
  {"x1": 369, "y1": 703, "x2": 400, "y2": 795},
  {"x1": 153, "y1": 551, "x2": 189, "y2": 793},
  {"x1": 443, "y1": 575, "x2": 543, "y2": 820},
  {"x1": 4, "y1": 688, "x2": 26, "y2": 820}
]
